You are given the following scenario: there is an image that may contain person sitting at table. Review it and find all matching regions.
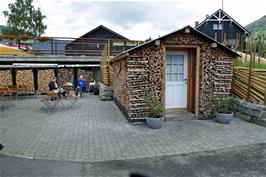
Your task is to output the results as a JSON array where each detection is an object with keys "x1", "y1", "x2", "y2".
[
  {"x1": 48, "y1": 77, "x2": 59, "y2": 91},
  {"x1": 48, "y1": 77, "x2": 66, "y2": 98},
  {"x1": 77, "y1": 75, "x2": 87, "y2": 97}
]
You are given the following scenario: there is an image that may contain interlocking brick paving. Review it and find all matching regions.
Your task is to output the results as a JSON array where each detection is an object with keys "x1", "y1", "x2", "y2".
[{"x1": 1, "y1": 96, "x2": 265, "y2": 162}]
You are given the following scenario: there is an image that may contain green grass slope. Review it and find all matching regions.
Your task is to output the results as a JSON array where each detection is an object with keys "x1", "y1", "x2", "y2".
[{"x1": 245, "y1": 15, "x2": 266, "y2": 33}]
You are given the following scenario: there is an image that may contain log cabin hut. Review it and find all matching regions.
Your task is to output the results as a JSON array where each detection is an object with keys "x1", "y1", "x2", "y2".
[{"x1": 111, "y1": 25, "x2": 240, "y2": 122}]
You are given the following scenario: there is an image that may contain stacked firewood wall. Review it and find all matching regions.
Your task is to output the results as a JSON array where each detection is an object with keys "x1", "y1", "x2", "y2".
[
  {"x1": 198, "y1": 46, "x2": 233, "y2": 119},
  {"x1": 38, "y1": 69, "x2": 54, "y2": 94},
  {"x1": 78, "y1": 69, "x2": 93, "y2": 85},
  {"x1": 58, "y1": 68, "x2": 73, "y2": 86},
  {"x1": 127, "y1": 45, "x2": 165, "y2": 119},
  {"x1": 0, "y1": 70, "x2": 12, "y2": 88},
  {"x1": 112, "y1": 59, "x2": 129, "y2": 112},
  {"x1": 213, "y1": 58, "x2": 233, "y2": 95},
  {"x1": 101, "y1": 65, "x2": 113, "y2": 86},
  {"x1": 16, "y1": 69, "x2": 34, "y2": 93}
]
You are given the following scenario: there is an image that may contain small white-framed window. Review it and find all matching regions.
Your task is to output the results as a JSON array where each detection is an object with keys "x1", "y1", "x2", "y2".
[
  {"x1": 166, "y1": 54, "x2": 185, "y2": 82},
  {"x1": 213, "y1": 24, "x2": 223, "y2": 30}
]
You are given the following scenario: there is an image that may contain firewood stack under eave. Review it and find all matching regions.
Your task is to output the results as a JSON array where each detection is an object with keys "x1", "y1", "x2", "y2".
[
  {"x1": 58, "y1": 68, "x2": 73, "y2": 87},
  {"x1": 0, "y1": 70, "x2": 12, "y2": 88},
  {"x1": 127, "y1": 55, "x2": 150, "y2": 118},
  {"x1": 101, "y1": 65, "x2": 113, "y2": 86},
  {"x1": 199, "y1": 56, "x2": 233, "y2": 119},
  {"x1": 16, "y1": 69, "x2": 34, "y2": 93},
  {"x1": 214, "y1": 58, "x2": 233, "y2": 96},
  {"x1": 38, "y1": 69, "x2": 54, "y2": 94}
]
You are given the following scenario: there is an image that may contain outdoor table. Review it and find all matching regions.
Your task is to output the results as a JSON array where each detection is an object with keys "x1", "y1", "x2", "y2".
[
  {"x1": 7, "y1": 86, "x2": 18, "y2": 102},
  {"x1": 62, "y1": 82, "x2": 74, "y2": 95},
  {"x1": 41, "y1": 91, "x2": 64, "y2": 112}
]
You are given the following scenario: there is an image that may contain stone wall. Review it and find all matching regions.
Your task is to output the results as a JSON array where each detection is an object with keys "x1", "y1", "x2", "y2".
[
  {"x1": 99, "y1": 82, "x2": 113, "y2": 101},
  {"x1": 231, "y1": 97, "x2": 266, "y2": 127}
]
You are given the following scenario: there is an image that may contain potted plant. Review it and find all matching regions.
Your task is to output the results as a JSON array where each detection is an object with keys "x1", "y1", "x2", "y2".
[
  {"x1": 213, "y1": 96, "x2": 233, "y2": 124},
  {"x1": 37, "y1": 36, "x2": 50, "y2": 42},
  {"x1": 0, "y1": 34, "x2": 16, "y2": 43},
  {"x1": 20, "y1": 34, "x2": 33, "y2": 44},
  {"x1": 144, "y1": 95, "x2": 164, "y2": 129}
]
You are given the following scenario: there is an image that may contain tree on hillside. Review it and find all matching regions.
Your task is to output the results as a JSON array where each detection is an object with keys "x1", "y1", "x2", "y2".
[{"x1": 3, "y1": 0, "x2": 47, "y2": 36}]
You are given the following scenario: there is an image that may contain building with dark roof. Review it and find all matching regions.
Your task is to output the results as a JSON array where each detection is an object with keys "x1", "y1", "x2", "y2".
[
  {"x1": 65, "y1": 25, "x2": 142, "y2": 56},
  {"x1": 195, "y1": 9, "x2": 251, "y2": 48},
  {"x1": 111, "y1": 25, "x2": 239, "y2": 122}
]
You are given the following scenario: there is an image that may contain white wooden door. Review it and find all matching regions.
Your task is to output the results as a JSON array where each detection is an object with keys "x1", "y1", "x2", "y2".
[{"x1": 165, "y1": 52, "x2": 188, "y2": 109}]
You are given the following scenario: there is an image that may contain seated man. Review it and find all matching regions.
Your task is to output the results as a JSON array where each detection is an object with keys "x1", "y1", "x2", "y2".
[{"x1": 77, "y1": 75, "x2": 87, "y2": 97}]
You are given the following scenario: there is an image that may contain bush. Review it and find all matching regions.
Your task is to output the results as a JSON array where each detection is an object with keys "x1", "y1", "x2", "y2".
[
  {"x1": 144, "y1": 95, "x2": 164, "y2": 118},
  {"x1": 213, "y1": 96, "x2": 232, "y2": 114}
]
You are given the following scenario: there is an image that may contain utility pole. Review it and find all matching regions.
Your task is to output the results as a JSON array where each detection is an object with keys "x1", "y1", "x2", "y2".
[{"x1": 221, "y1": 0, "x2": 224, "y2": 44}]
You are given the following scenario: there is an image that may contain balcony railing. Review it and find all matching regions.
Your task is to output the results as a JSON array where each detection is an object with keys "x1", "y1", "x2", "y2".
[{"x1": 0, "y1": 36, "x2": 144, "y2": 56}]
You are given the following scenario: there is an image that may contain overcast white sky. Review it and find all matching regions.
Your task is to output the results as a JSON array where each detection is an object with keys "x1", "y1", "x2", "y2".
[{"x1": 0, "y1": 0, "x2": 265, "y2": 40}]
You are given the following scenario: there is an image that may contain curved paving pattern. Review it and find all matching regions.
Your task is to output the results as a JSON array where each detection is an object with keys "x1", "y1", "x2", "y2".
[{"x1": 1, "y1": 96, "x2": 266, "y2": 162}]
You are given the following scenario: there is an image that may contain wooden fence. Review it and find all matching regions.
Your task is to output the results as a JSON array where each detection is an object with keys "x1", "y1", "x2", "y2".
[
  {"x1": 233, "y1": 34, "x2": 266, "y2": 63},
  {"x1": 232, "y1": 67, "x2": 266, "y2": 104},
  {"x1": 237, "y1": 51, "x2": 266, "y2": 64}
]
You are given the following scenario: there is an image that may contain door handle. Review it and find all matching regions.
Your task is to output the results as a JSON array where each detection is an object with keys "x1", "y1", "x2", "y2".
[{"x1": 184, "y1": 78, "x2": 187, "y2": 84}]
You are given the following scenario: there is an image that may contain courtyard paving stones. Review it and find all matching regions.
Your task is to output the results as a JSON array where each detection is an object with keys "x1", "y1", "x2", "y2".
[{"x1": 0, "y1": 96, "x2": 266, "y2": 162}]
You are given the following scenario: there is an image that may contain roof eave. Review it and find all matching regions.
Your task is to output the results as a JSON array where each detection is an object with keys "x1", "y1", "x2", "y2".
[
  {"x1": 112, "y1": 25, "x2": 240, "y2": 61},
  {"x1": 111, "y1": 52, "x2": 129, "y2": 63}
]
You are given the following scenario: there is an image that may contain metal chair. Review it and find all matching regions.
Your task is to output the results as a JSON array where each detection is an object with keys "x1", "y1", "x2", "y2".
[
  {"x1": 41, "y1": 91, "x2": 61, "y2": 112},
  {"x1": 7, "y1": 86, "x2": 18, "y2": 102},
  {"x1": 0, "y1": 88, "x2": 9, "y2": 110},
  {"x1": 66, "y1": 91, "x2": 79, "y2": 107}
]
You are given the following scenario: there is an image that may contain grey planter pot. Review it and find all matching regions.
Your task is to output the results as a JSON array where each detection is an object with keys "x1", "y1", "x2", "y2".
[
  {"x1": 215, "y1": 112, "x2": 233, "y2": 124},
  {"x1": 146, "y1": 117, "x2": 164, "y2": 129}
]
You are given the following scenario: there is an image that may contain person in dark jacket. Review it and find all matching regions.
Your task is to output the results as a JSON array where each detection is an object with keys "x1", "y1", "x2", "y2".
[
  {"x1": 48, "y1": 77, "x2": 58, "y2": 91},
  {"x1": 77, "y1": 75, "x2": 87, "y2": 97},
  {"x1": 48, "y1": 77, "x2": 66, "y2": 98}
]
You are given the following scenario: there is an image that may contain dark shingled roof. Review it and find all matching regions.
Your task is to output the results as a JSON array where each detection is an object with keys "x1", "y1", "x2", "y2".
[
  {"x1": 80, "y1": 25, "x2": 128, "y2": 40},
  {"x1": 111, "y1": 25, "x2": 240, "y2": 61},
  {"x1": 195, "y1": 9, "x2": 251, "y2": 36}
]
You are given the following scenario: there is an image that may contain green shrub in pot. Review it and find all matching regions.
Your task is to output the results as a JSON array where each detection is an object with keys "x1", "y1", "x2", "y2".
[
  {"x1": 213, "y1": 96, "x2": 233, "y2": 124},
  {"x1": 144, "y1": 95, "x2": 164, "y2": 128}
]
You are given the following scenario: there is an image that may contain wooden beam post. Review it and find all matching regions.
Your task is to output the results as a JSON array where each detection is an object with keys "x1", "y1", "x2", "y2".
[
  {"x1": 162, "y1": 45, "x2": 166, "y2": 116},
  {"x1": 195, "y1": 47, "x2": 200, "y2": 119},
  {"x1": 246, "y1": 41, "x2": 254, "y2": 101},
  {"x1": 11, "y1": 68, "x2": 16, "y2": 86}
]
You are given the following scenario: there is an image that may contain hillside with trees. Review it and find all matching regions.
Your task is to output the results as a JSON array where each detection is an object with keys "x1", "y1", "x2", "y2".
[
  {"x1": 245, "y1": 15, "x2": 266, "y2": 42},
  {"x1": 246, "y1": 15, "x2": 266, "y2": 33}
]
